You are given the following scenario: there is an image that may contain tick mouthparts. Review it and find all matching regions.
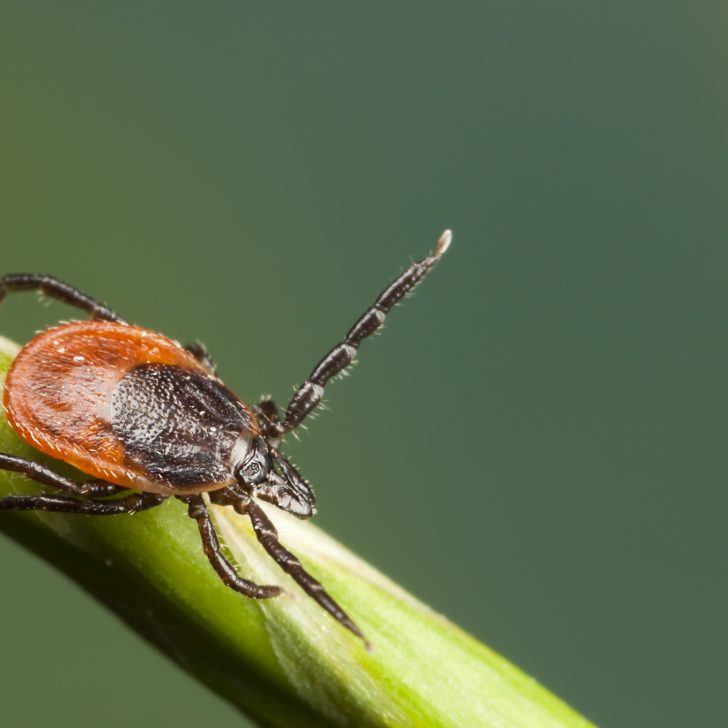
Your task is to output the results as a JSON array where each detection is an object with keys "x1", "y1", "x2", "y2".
[{"x1": 436, "y1": 229, "x2": 453, "y2": 256}]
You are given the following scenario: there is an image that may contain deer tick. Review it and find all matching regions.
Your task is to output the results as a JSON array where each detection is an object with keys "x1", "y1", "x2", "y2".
[{"x1": 0, "y1": 230, "x2": 452, "y2": 643}]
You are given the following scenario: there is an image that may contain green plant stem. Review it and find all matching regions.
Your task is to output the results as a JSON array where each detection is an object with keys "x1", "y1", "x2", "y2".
[{"x1": 0, "y1": 336, "x2": 595, "y2": 727}]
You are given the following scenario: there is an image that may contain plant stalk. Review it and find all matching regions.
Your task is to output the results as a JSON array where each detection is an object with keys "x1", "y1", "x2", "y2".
[{"x1": 0, "y1": 335, "x2": 595, "y2": 727}]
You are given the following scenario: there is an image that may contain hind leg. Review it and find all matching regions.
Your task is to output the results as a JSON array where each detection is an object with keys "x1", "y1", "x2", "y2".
[
  {"x1": 0, "y1": 453, "x2": 124, "y2": 497},
  {"x1": 0, "y1": 491, "x2": 166, "y2": 514},
  {"x1": 0, "y1": 274, "x2": 125, "y2": 323}
]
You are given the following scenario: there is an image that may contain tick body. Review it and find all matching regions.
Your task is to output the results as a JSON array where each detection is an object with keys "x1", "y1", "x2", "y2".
[
  {"x1": 0, "y1": 230, "x2": 452, "y2": 644},
  {"x1": 6, "y1": 321, "x2": 257, "y2": 494}
]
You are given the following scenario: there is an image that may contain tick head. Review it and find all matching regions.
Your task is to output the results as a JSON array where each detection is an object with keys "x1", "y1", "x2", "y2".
[
  {"x1": 234, "y1": 436, "x2": 272, "y2": 488},
  {"x1": 230, "y1": 437, "x2": 317, "y2": 519}
]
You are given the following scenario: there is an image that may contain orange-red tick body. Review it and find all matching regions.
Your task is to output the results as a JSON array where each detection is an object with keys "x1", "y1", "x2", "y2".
[{"x1": 4, "y1": 320, "x2": 259, "y2": 495}]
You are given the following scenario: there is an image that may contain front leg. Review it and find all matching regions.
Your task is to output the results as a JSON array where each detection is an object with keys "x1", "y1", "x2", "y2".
[
  {"x1": 182, "y1": 494, "x2": 281, "y2": 598},
  {"x1": 222, "y1": 489, "x2": 368, "y2": 646},
  {"x1": 278, "y1": 230, "x2": 451, "y2": 435},
  {"x1": 253, "y1": 397, "x2": 283, "y2": 439}
]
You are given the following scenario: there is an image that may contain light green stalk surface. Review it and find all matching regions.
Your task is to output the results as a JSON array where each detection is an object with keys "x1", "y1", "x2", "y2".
[{"x1": 0, "y1": 335, "x2": 595, "y2": 727}]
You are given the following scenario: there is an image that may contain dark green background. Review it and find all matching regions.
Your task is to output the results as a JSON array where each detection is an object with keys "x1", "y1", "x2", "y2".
[{"x1": 1, "y1": 3, "x2": 727, "y2": 727}]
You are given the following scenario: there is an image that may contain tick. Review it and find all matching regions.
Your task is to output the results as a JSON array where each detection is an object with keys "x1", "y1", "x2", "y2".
[{"x1": 0, "y1": 230, "x2": 452, "y2": 644}]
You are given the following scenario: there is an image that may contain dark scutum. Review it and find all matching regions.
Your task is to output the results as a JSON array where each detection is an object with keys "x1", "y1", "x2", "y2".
[{"x1": 111, "y1": 364, "x2": 252, "y2": 487}]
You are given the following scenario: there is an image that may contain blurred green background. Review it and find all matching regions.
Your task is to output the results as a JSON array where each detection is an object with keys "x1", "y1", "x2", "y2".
[{"x1": 1, "y1": 2, "x2": 727, "y2": 726}]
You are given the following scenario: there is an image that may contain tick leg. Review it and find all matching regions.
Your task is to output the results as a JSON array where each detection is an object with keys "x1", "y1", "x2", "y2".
[
  {"x1": 278, "y1": 230, "x2": 452, "y2": 435},
  {"x1": 0, "y1": 492, "x2": 166, "y2": 514},
  {"x1": 253, "y1": 398, "x2": 283, "y2": 439},
  {"x1": 0, "y1": 453, "x2": 124, "y2": 497},
  {"x1": 185, "y1": 342, "x2": 216, "y2": 374},
  {"x1": 0, "y1": 274, "x2": 126, "y2": 323},
  {"x1": 183, "y1": 494, "x2": 281, "y2": 599},
  {"x1": 229, "y1": 491, "x2": 367, "y2": 645}
]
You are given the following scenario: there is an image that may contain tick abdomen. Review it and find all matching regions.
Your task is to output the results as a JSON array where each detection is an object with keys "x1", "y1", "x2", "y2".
[{"x1": 4, "y1": 320, "x2": 256, "y2": 493}]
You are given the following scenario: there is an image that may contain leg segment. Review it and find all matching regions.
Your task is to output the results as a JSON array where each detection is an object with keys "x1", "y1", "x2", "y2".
[
  {"x1": 0, "y1": 274, "x2": 126, "y2": 323},
  {"x1": 183, "y1": 494, "x2": 281, "y2": 599},
  {"x1": 253, "y1": 397, "x2": 282, "y2": 439},
  {"x1": 0, "y1": 491, "x2": 166, "y2": 514},
  {"x1": 279, "y1": 230, "x2": 452, "y2": 434},
  {"x1": 222, "y1": 489, "x2": 367, "y2": 644},
  {"x1": 185, "y1": 342, "x2": 216, "y2": 374},
  {"x1": 0, "y1": 453, "x2": 124, "y2": 497}
]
